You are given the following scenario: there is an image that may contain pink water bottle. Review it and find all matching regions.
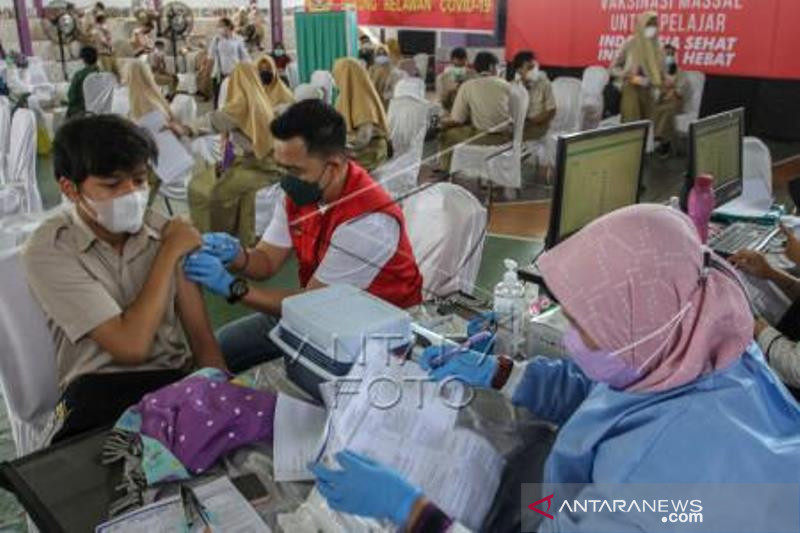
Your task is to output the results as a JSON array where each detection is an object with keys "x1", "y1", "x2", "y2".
[{"x1": 687, "y1": 174, "x2": 715, "y2": 243}]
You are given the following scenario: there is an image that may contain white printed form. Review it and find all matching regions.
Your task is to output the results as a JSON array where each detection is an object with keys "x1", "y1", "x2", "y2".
[{"x1": 321, "y1": 340, "x2": 504, "y2": 531}]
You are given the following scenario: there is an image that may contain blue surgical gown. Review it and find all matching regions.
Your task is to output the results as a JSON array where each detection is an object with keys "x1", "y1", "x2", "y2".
[{"x1": 511, "y1": 342, "x2": 800, "y2": 532}]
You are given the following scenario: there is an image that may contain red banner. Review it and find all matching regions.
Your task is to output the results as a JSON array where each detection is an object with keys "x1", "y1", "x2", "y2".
[
  {"x1": 332, "y1": 0, "x2": 497, "y2": 32},
  {"x1": 506, "y1": 0, "x2": 800, "y2": 80}
]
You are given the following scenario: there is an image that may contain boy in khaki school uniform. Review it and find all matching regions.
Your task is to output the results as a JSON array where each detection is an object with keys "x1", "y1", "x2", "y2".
[
  {"x1": 438, "y1": 51, "x2": 513, "y2": 173},
  {"x1": 23, "y1": 115, "x2": 226, "y2": 443}
]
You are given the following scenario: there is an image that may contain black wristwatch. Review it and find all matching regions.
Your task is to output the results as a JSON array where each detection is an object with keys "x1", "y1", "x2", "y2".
[{"x1": 227, "y1": 278, "x2": 250, "y2": 304}]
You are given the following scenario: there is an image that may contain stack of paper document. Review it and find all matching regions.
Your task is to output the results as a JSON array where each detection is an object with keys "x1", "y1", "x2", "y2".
[
  {"x1": 740, "y1": 272, "x2": 793, "y2": 325},
  {"x1": 137, "y1": 111, "x2": 195, "y2": 187},
  {"x1": 317, "y1": 341, "x2": 505, "y2": 531},
  {"x1": 95, "y1": 477, "x2": 271, "y2": 532},
  {"x1": 273, "y1": 393, "x2": 328, "y2": 482},
  {"x1": 271, "y1": 341, "x2": 506, "y2": 529}
]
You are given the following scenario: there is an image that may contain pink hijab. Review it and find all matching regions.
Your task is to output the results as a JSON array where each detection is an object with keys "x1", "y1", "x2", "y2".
[{"x1": 538, "y1": 204, "x2": 753, "y2": 393}]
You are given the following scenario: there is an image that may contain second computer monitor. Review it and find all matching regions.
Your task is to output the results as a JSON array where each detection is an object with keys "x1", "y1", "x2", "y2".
[
  {"x1": 689, "y1": 107, "x2": 744, "y2": 207},
  {"x1": 546, "y1": 121, "x2": 649, "y2": 249}
]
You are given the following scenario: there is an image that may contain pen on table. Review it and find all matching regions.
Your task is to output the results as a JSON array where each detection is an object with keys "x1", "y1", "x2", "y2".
[
  {"x1": 181, "y1": 484, "x2": 211, "y2": 532},
  {"x1": 429, "y1": 330, "x2": 494, "y2": 369},
  {"x1": 313, "y1": 417, "x2": 334, "y2": 464}
]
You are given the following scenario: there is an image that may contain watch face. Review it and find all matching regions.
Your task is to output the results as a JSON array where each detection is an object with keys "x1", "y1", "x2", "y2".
[{"x1": 229, "y1": 279, "x2": 249, "y2": 302}]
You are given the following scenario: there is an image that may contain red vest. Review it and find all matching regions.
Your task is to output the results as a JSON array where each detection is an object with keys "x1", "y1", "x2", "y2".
[{"x1": 285, "y1": 162, "x2": 423, "y2": 309}]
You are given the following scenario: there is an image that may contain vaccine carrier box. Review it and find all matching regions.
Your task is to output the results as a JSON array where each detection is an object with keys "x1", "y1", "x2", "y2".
[{"x1": 269, "y1": 285, "x2": 412, "y2": 400}]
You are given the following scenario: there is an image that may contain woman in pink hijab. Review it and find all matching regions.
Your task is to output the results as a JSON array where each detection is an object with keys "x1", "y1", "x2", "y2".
[{"x1": 310, "y1": 204, "x2": 800, "y2": 532}]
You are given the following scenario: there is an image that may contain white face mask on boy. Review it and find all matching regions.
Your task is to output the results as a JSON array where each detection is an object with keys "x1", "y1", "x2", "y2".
[{"x1": 81, "y1": 188, "x2": 149, "y2": 234}]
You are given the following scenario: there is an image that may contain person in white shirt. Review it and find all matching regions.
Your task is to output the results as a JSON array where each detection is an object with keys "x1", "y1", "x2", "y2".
[
  {"x1": 209, "y1": 17, "x2": 250, "y2": 108},
  {"x1": 731, "y1": 229, "x2": 800, "y2": 390},
  {"x1": 184, "y1": 100, "x2": 422, "y2": 373}
]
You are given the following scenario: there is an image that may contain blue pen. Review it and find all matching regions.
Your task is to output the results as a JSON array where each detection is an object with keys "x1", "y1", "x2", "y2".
[{"x1": 429, "y1": 330, "x2": 494, "y2": 369}]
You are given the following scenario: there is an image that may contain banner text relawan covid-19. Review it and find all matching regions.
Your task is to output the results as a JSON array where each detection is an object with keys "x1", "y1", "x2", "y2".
[
  {"x1": 312, "y1": 0, "x2": 497, "y2": 32},
  {"x1": 505, "y1": 0, "x2": 800, "y2": 80}
]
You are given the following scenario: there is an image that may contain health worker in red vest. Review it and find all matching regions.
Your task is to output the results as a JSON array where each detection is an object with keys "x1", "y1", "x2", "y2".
[{"x1": 184, "y1": 100, "x2": 423, "y2": 373}]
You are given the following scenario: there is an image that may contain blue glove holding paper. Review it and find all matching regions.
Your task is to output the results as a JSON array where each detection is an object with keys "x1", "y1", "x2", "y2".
[
  {"x1": 310, "y1": 450, "x2": 422, "y2": 526},
  {"x1": 201, "y1": 233, "x2": 241, "y2": 266},
  {"x1": 184, "y1": 252, "x2": 235, "y2": 298}
]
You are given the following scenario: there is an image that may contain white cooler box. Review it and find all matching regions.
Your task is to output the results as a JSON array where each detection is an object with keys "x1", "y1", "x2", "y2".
[{"x1": 269, "y1": 285, "x2": 413, "y2": 400}]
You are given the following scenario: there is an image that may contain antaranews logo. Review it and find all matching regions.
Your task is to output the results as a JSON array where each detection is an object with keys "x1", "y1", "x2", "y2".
[
  {"x1": 527, "y1": 493, "x2": 703, "y2": 524},
  {"x1": 522, "y1": 483, "x2": 800, "y2": 533},
  {"x1": 528, "y1": 494, "x2": 555, "y2": 520}
]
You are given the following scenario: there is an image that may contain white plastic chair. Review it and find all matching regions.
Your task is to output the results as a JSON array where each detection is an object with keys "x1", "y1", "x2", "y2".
[
  {"x1": 532, "y1": 76, "x2": 583, "y2": 169},
  {"x1": 413, "y1": 53, "x2": 429, "y2": 79},
  {"x1": 294, "y1": 83, "x2": 323, "y2": 101},
  {"x1": 54, "y1": 81, "x2": 70, "y2": 102},
  {"x1": 0, "y1": 248, "x2": 60, "y2": 456},
  {"x1": 600, "y1": 114, "x2": 655, "y2": 153},
  {"x1": 0, "y1": 209, "x2": 54, "y2": 251},
  {"x1": 675, "y1": 71, "x2": 707, "y2": 136},
  {"x1": 450, "y1": 83, "x2": 530, "y2": 191},
  {"x1": 7, "y1": 109, "x2": 41, "y2": 213},
  {"x1": 27, "y1": 58, "x2": 51, "y2": 86},
  {"x1": 156, "y1": 97, "x2": 200, "y2": 213},
  {"x1": 580, "y1": 66, "x2": 609, "y2": 130},
  {"x1": 398, "y1": 58, "x2": 418, "y2": 78},
  {"x1": 285, "y1": 62, "x2": 300, "y2": 89},
  {"x1": 110, "y1": 86, "x2": 130, "y2": 116},
  {"x1": 83, "y1": 72, "x2": 116, "y2": 114},
  {"x1": 185, "y1": 50, "x2": 198, "y2": 74},
  {"x1": 5, "y1": 67, "x2": 31, "y2": 95},
  {"x1": 742, "y1": 136, "x2": 773, "y2": 206},
  {"x1": 170, "y1": 94, "x2": 197, "y2": 124},
  {"x1": 191, "y1": 136, "x2": 222, "y2": 165},
  {"x1": 402, "y1": 183, "x2": 487, "y2": 298},
  {"x1": 254, "y1": 183, "x2": 283, "y2": 237},
  {"x1": 176, "y1": 73, "x2": 198, "y2": 95},
  {"x1": 164, "y1": 55, "x2": 177, "y2": 75},
  {"x1": 374, "y1": 96, "x2": 430, "y2": 198},
  {"x1": 66, "y1": 60, "x2": 83, "y2": 81},
  {"x1": 387, "y1": 95, "x2": 430, "y2": 153},
  {"x1": 0, "y1": 189, "x2": 22, "y2": 221},
  {"x1": 310, "y1": 70, "x2": 335, "y2": 105},
  {"x1": 0, "y1": 97, "x2": 11, "y2": 185},
  {"x1": 393, "y1": 77, "x2": 426, "y2": 101}
]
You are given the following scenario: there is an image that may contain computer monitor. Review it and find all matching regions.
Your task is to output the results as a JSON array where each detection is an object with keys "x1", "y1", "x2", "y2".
[
  {"x1": 688, "y1": 107, "x2": 745, "y2": 207},
  {"x1": 545, "y1": 121, "x2": 649, "y2": 249}
]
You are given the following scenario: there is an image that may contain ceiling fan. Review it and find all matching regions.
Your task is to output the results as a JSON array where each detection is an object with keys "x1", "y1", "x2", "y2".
[
  {"x1": 159, "y1": 1, "x2": 193, "y2": 72},
  {"x1": 40, "y1": 0, "x2": 79, "y2": 80}
]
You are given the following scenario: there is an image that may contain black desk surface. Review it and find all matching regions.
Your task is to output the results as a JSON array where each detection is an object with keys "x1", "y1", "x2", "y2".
[{"x1": 0, "y1": 428, "x2": 112, "y2": 533}]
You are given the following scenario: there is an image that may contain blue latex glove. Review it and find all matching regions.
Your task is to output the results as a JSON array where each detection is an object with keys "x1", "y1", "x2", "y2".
[
  {"x1": 201, "y1": 232, "x2": 241, "y2": 266},
  {"x1": 184, "y1": 252, "x2": 235, "y2": 298},
  {"x1": 466, "y1": 311, "x2": 497, "y2": 355},
  {"x1": 419, "y1": 345, "x2": 497, "y2": 387},
  {"x1": 310, "y1": 450, "x2": 423, "y2": 525}
]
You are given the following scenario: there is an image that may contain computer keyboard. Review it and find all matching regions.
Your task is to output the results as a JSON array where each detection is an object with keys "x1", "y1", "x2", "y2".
[{"x1": 708, "y1": 222, "x2": 780, "y2": 257}]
